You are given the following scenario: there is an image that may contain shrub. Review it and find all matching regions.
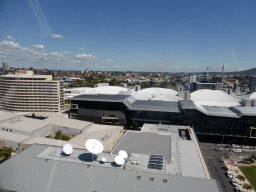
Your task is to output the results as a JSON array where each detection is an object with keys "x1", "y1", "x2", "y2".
[
  {"x1": 252, "y1": 154, "x2": 256, "y2": 159},
  {"x1": 237, "y1": 175, "x2": 245, "y2": 181},
  {"x1": 224, "y1": 155, "x2": 230, "y2": 159}
]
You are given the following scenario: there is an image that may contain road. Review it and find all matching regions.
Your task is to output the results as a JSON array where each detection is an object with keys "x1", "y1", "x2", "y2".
[{"x1": 199, "y1": 142, "x2": 256, "y2": 192}]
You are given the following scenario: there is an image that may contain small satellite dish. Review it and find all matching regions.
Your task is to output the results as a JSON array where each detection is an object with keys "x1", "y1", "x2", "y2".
[
  {"x1": 85, "y1": 139, "x2": 104, "y2": 155},
  {"x1": 63, "y1": 144, "x2": 73, "y2": 155},
  {"x1": 118, "y1": 150, "x2": 128, "y2": 159},
  {"x1": 101, "y1": 157, "x2": 107, "y2": 162},
  {"x1": 115, "y1": 156, "x2": 125, "y2": 165}
]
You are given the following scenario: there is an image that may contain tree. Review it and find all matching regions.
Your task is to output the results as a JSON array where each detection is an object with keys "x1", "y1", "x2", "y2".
[
  {"x1": 111, "y1": 119, "x2": 116, "y2": 125},
  {"x1": 237, "y1": 175, "x2": 245, "y2": 182},
  {"x1": 224, "y1": 155, "x2": 230, "y2": 159},
  {"x1": 131, "y1": 120, "x2": 139, "y2": 130},
  {"x1": 102, "y1": 119, "x2": 107, "y2": 125},
  {"x1": 32, "y1": 113, "x2": 36, "y2": 118},
  {"x1": 123, "y1": 124, "x2": 127, "y2": 130},
  {"x1": 54, "y1": 130, "x2": 71, "y2": 141},
  {"x1": 242, "y1": 183, "x2": 252, "y2": 190},
  {"x1": 0, "y1": 147, "x2": 15, "y2": 160}
]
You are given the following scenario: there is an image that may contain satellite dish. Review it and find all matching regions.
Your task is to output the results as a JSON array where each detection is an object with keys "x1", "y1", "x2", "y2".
[
  {"x1": 101, "y1": 157, "x2": 107, "y2": 162},
  {"x1": 119, "y1": 150, "x2": 128, "y2": 159},
  {"x1": 85, "y1": 139, "x2": 104, "y2": 155},
  {"x1": 63, "y1": 144, "x2": 73, "y2": 155},
  {"x1": 115, "y1": 156, "x2": 125, "y2": 165}
]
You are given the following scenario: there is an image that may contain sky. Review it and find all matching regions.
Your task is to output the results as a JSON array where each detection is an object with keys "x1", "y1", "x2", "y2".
[{"x1": 0, "y1": 0, "x2": 256, "y2": 72}]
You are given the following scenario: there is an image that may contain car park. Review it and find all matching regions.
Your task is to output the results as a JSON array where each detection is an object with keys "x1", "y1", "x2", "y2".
[
  {"x1": 215, "y1": 148, "x2": 224, "y2": 152},
  {"x1": 232, "y1": 144, "x2": 240, "y2": 148}
]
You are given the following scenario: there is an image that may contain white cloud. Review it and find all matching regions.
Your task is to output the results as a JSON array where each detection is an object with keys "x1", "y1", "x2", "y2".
[
  {"x1": 52, "y1": 34, "x2": 65, "y2": 39},
  {"x1": 6, "y1": 35, "x2": 14, "y2": 40},
  {"x1": 33, "y1": 45, "x2": 44, "y2": 50},
  {"x1": 62, "y1": 51, "x2": 71, "y2": 54},
  {"x1": 78, "y1": 48, "x2": 85, "y2": 50},
  {"x1": 0, "y1": 41, "x2": 21, "y2": 49},
  {"x1": 174, "y1": 66, "x2": 179, "y2": 68},
  {"x1": 42, "y1": 53, "x2": 48, "y2": 56},
  {"x1": 77, "y1": 60, "x2": 81, "y2": 63},
  {"x1": 114, "y1": 66, "x2": 118, "y2": 68},
  {"x1": 49, "y1": 52, "x2": 63, "y2": 57},
  {"x1": 106, "y1": 59, "x2": 113, "y2": 62},
  {"x1": 75, "y1": 54, "x2": 95, "y2": 60}
]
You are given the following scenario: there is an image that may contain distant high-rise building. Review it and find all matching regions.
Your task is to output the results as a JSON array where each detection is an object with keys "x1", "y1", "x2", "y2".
[
  {"x1": 86, "y1": 68, "x2": 89, "y2": 74},
  {"x1": 250, "y1": 78, "x2": 256, "y2": 92},
  {"x1": 81, "y1": 70, "x2": 84, "y2": 75},
  {"x1": 2, "y1": 61, "x2": 8, "y2": 70}
]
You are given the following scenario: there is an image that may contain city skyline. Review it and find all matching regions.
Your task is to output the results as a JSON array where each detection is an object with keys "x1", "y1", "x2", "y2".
[{"x1": 0, "y1": 0, "x2": 256, "y2": 72}]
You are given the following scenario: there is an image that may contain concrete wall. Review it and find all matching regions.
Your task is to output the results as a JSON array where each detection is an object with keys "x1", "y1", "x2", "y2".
[
  {"x1": 0, "y1": 140, "x2": 20, "y2": 152},
  {"x1": 0, "y1": 141, "x2": 5, "y2": 149},
  {"x1": 32, "y1": 125, "x2": 52, "y2": 138}
]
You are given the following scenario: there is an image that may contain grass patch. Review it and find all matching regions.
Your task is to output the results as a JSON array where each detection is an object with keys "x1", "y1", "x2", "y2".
[{"x1": 238, "y1": 166, "x2": 256, "y2": 190}]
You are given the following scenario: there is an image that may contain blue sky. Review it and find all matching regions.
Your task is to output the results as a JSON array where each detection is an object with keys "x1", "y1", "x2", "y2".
[{"x1": 0, "y1": 0, "x2": 256, "y2": 72}]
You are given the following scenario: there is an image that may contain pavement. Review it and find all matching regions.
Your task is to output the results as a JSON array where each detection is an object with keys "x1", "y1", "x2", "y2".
[{"x1": 199, "y1": 142, "x2": 256, "y2": 192}]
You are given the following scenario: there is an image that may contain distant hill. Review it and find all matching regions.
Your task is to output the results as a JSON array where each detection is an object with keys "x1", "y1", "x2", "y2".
[{"x1": 231, "y1": 68, "x2": 256, "y2": 75}]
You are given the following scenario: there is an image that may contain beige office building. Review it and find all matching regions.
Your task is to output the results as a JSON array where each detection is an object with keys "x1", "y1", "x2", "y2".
[{"x1": 0, "y1": 70, "x2": 64, "y2": 112}]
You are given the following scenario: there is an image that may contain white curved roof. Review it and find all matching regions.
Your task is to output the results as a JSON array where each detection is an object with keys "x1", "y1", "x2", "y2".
[
  {"x1": 137, "y1": 88, "x2": 178, "y2": 96},
  {"x1": 84, "y1": 86, "x2": 132, "y2": 95},
  {"x1": 152, "y1": 94, "x2": 181, "y2": 101},
  {"x1": 191, "y1": 89, "x2": 241, "y2": 107}
]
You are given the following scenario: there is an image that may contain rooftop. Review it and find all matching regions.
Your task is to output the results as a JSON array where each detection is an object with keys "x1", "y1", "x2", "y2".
[
  {"x1": 0, "y1": 144, "x2": 221, "y2": 192},
  {"x1": 0, "y1": 131, "x2": 29, "y2": 143},
  {"x1": 0, "y1": 110, "x2": 24, "y2": 123}
]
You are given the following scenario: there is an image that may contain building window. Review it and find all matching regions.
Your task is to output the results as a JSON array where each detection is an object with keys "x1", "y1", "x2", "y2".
[
  {"x1": 136, "y1": 176, "x2": 141, "y2": 180},
  {"x1": 2, "y1": 128, "x2": 4, "y2": 131},
  {"x1": 149, "y1": 178, "x2": 154, "y2": 182},
  {"x1": 163, "y1": 179, "x2": 167, "y2": 183},
  {"x1": 10, "y1": 129, "x2": 12, "y2": 132},
  {"x1": 6, "y1": 129, "x2": 8, "y2": 131},
  {"x1": 16, "y1": 148, "x2": 18, "y2": 151}
]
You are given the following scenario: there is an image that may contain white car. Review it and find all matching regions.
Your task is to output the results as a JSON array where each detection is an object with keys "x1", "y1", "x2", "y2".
[
  {"x1": 232, "y1": 144, "x2": 240, "y2": 148},
  {"x1": 233, "y1": 149, "x2": 241, "y2": 153},
  {"x1": 226, "y1": 171, "x2": 232, "y2": 178},
  {"x1": 242, "y1": 146, "x2": 249, "y2": 149},
  {"x1": 231, "y1": 178, "x2": 238, "y2": 187}
]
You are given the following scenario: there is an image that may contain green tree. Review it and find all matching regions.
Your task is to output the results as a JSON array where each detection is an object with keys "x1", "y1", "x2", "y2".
[
  {"x1": 102, "y1": 119, "x2": 107, "y2": 124},
  {"x1": 123, "y1": 124, "x2": 127, "y2": 130},
  {"x1": 111, "y1": 119, "x2": 116, "y2": 125},
  {"x1": 32, "y1": 113, "x2": 36, "y2": 118},
  {"x1": 132, "y1": 120, "x2": 139, "y2": 130},
  {"x1": 237, "y1": 175, "x2": 245, "y2": 182},
  {"x1": 54, "y1": 130, "x2": 62, "y2": 140},
  {"x1": 0, "y1": 147, "x2": 15, "y2": 160},
  {"x1": 224, "y1": 155, "x2": 230, "y2": 159},
  {"x1": 54, "y1": 130, "x2": 71, "y2": 141},
  {"x1": 242, "y1": 183, "x2": 252, "y2": 190}
]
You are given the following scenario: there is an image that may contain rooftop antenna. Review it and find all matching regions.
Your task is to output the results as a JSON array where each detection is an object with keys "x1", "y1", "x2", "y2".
[
  {"x1": 63, "y1": 144, "x2": 73, "y2": 155},
  {"x1": 85, "y1": 139, "x2": 104, "y2": 162},
  {"x1": 115, "y1": 155, "x2": 125, "y2": 165},
  {"x1": 222, "y1": 64, "x2": 225, "y2": 90},
  {"x1": 118, "y1": 150, "x2": 128, "y2": 159}
]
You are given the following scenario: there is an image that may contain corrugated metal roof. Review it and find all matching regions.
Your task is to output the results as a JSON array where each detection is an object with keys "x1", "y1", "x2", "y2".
[
  {"x1": 202, "y1": 106, "x2": 239, "y2": 118},
  {"x1": 0, "y1": 144, "x2": 221, "y2": 192},
  {"x1": 230, "y1": 106, "x2": 256, "y2": 116},
  {"x1": 129, "y1": 100, "x2": 180, "y2": 112},
  {"x1": 0, "y1": 131, "x2": 29, "y2": 143}
]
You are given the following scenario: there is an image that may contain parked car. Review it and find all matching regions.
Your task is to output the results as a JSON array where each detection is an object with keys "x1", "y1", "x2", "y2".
[
  {"x1": 225, "y1": 145, "x2": 231, "y2": 148},
  {"x1": 231, "y1": 178, "x2": 238, "y2": 187},
  {"x1": 226, "y1": 171, "x2": 232, "y2": 178},
  {"x1": 234, "y1": 187, "x2": 241, "y2": 192},
  {"x1": 233, "y1": 149, "x2": 241, "y2": 153},
  {"x1": 215, "y1": 148, "x2": 224, "y2": 152},
  {"x1": 242, "y1": 146, "x2": 249, "y2": 149},
  {"x1": 232, "y1": 144, "x2": 240, "y2": 148}
]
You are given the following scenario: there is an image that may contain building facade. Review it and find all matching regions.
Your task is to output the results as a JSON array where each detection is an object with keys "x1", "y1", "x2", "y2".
[
  {"x1": 2, "y1": 61, "x2": 8, "y2": 70},
  {"x1": 0, "y1": 70, "x2": 64, "y2": 112}
]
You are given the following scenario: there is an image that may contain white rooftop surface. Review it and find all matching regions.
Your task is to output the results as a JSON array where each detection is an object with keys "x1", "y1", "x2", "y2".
[
  {"x1": 249, "y1": 92, "x2": 256, "y2": 99},
  {"x1": 45, "y1": 116, "x2": 93, "y2": 130},
  {"x1": 152, "y1": 94, "x2": 181, "y2": 101},
  {"x1": 191, "y1": 89, "x2": 241, "y2": 107},
  {"x1": 69, "y1": 125, "x2": 123, "y2": 149},
  {"x1": 26, "y1": 110, "x2": 70, "y2": 118},
  {"x1": 137, "y1": 87, "x2": 178, "y2": 96},
  {"x1": 0, "y1": 131, "x2": 29, "y2": 143},
  {"x1": 84, "y1": 86, "x2": 132, "y2": 95},
  {"x1": 179, "y1": 140, "x2": 207, "y2": 179},
  {"x1": 85, "y1": 124, "x2": 123, "y2": 133},
  {"x1": 0, "y1": 117, "x2": 50, "y2": 132},
  {"x1": 0, "y1": 111, "x2": 24, "y2": 122},
  {"x1": 22, "y1": 137, "x2": 83, "y2": 149}
]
